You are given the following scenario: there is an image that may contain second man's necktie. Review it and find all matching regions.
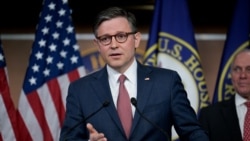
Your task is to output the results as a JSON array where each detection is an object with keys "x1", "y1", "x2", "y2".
[{"x1": 244, "y1": 102, "x2": 250, "y2": 141}]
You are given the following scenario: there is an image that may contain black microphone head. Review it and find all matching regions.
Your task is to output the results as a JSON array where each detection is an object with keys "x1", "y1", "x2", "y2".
[
  {"x1": 131, "y1": 97, "x2": 137, "y2": 106},
  {"x1": 102, "y1": 101, "x2": 110, "y2": 107}
]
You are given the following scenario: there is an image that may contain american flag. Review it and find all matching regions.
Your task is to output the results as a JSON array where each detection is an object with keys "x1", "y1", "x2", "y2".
[
  {"x1": 0, "y1": 40, "x2": 19, "y2": 141},
  {"x1": 17, "y1": 0, "x2": 86, "y2": 140}
]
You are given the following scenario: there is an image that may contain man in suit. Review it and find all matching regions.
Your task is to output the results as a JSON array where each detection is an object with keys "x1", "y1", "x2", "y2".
[
  {"x1": 60, "y1": 6, "x2": 209, "y2": 141},
  {"x1": 199, "y1": 49, "x2": 250, "y2": 141}
]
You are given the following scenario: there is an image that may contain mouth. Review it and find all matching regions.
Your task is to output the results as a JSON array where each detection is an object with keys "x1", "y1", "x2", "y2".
[
  {"x1": 238, "y1": 82, "x2": 250, "y2": 87},
  {"x1": 109, "y1": 53, "x2": 122, "y2": 58}
]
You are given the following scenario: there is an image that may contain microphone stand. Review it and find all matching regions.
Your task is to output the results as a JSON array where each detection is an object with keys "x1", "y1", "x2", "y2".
[{"x1": 131, "y1": 97, "x2": 170, "y2": 141}]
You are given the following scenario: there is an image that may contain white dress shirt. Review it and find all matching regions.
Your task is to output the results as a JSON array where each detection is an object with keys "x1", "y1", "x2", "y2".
[
  {"x1": 107, "y1": 59, "x2": 137, "y2": 117},
  {"x1": 235, "y1": 93, "x2": 249, "y2": 137}
]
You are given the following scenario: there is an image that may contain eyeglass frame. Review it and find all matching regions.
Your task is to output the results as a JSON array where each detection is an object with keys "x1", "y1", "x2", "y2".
[
  {"x1": 231, "y1": 66, "x2": 250, "y2": 75},
  {"x1": 96, "y1": 31, "x2": 137, "y2": 46}
]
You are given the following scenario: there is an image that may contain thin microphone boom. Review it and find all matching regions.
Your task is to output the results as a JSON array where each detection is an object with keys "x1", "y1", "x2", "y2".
[
  {"x1": 63, "y1": 101, "x2": 110, "y2": 141},
  {"x1": 130, "y1": 97, "x2": 170, "y2": 141}
]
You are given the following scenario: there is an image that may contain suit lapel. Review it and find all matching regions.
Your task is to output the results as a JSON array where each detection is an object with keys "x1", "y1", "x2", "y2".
[
  {"x1": 91, "y1": 63, "x2": 156, "y2": 139},
  {"x1": 90, "y1": 67, "x2": 125, "y2": 136},
  {"x1": 131, "y1": 63, "x2": 154, "y2": 134},
  {"x1": 221, "y1": 97, "x2": 242, "y2": 140}
]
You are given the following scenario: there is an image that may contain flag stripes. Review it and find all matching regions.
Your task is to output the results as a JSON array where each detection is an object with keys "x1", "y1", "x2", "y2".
[{"x1": 0, "y1": 41, "x2": 19, "y2": 141}]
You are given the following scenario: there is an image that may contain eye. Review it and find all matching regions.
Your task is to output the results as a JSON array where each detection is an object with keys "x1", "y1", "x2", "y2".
[
  {"x1": 233, "y1": 67, "x2": 242, "y2": 73},
  {"x1": 99, "y1": 36, "x2": 110, "y2": 42},
  {"x1": 116, "y1": 33, "x2": 127, "y2": 40},
  {"x1": 246, "y1": 67, "x2": 250, "y2": 73}
]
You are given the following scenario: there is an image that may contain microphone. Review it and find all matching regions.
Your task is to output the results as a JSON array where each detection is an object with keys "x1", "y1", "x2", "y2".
[
  {"x1": 131, "y1": 97, "x2": 170, "y2": 141},
  {"x1": 63, "y1": 100, "x2": 110, "y2": 141}
]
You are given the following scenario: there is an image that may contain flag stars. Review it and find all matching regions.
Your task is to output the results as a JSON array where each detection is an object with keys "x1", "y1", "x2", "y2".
[
  {"x1": 38, "y1": 39, "x2": 46, "y2": 47},
  {"x1": 29, "y1": 76, "x2": 37, "y2": 85},
  {"x1": 56, "y1": 21, "x2": 63, "y2": 28},
  {"x1": 52, "y1": 32, "x2": 59, "y2": 39},
  {"x1": 32, "y1": 64, "x2": 40, "y2": 72},
  {"x1": 21, "y1": 0, "x2": 83, "y2": 92},
  {"x1": 70, "y1": 55, "x2": 78, "y2": 64},
  {"x1": 73, "y1": 44, "x2": 79, "y2": 51},
  {"x1": 41, "y1": 27, "x2": 49, "y2": 35},
  {"x1": 43, "y1": 68, "x2": 50, "y2": 76},
  {"x1": 49, "y1": 43, "x2": 57, "y2": 51},
  {"x1": 46, "y1": 56, "x2": 53, "y2": 64},
  {"x1": 60, "y1": 50, "x2": 67, "y2": 58},
  {"x1": 44, "y1": 14, "x2": 52, "y2": 23},
  {"x1": 57, "y1": 62, "x2": 64, "y2": 69},
  {"x1": 35, "y1": 51, "x2": 43, "y2": 60},
  {"x1": 58, "y1": 8, "x2": 66, "y2": 16},
  {"x1": 48, "y1": 2, "x2": 56, "y2": 10},
  {"x1": 0, "y1": 53, "x2": 4, "y2": 61},
  {"x1": 63, "y1": 38, "x2": 70, "y2": 46},
  {"x1": 66, "y1": 26, "x2": 73, "y2": 33},
  {"x1": 62, "y1": 0, "x2": 68, "y2": 4}
]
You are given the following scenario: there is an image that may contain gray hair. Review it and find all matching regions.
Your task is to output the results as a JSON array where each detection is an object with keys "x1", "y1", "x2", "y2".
[{"x1": 230, "y1": 48, "x2": 250, "y2": 70}]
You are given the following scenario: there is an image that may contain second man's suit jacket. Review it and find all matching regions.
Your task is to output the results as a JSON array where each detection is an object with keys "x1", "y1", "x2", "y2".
[
  {"x1": 199, "y1": 96, "x2": 243, "y2": 141},
  {"x1": 60, "y1": 62, "x2": 209, "y2": 141}
]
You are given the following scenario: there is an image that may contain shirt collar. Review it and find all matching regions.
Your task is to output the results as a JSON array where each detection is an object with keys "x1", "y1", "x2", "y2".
[
  {"x1": 235, "y1": 93, "x2": 248, "y2": 107},
  {"x1": 106, "y1": 58, "x2": 137, "y2": 83}
]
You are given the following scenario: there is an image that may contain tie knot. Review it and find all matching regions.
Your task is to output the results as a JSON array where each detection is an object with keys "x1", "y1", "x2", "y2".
[
  {"x1": 245, "y1": 102, "x2": 250, "y2": 108},
  {"x1": 119, "y1": 74, "x2": 126, "y2": 83}
]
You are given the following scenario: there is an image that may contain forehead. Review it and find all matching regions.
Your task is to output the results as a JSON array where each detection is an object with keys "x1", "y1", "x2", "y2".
[
  {"x1": 233, "y1": 52, "x2": 250, "y2": 66},
  {"x1": 97, "y1": 17, "x2": 131, "y2": 35}
]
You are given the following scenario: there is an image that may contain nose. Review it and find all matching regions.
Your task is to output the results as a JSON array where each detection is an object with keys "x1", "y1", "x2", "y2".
[
  {"x1": 110, "y1": 36, "x2": 118, "y2": 49},
  {"x1": 239, "y1": 70, "x2": 248, "y2": 78}
]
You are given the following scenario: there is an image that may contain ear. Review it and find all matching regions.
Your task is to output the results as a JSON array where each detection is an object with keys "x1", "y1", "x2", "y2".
[{"x1": 134, "y1": 32, "x2": 141, "y2": 49}]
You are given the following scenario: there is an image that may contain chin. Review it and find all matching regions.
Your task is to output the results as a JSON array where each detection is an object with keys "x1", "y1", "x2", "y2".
[
  {"x1": 108, "y1": 62, "x2": 121, "y2": 68},
  {"x1": 239, "y1": 91, "x2": 250, "y2": 97}
]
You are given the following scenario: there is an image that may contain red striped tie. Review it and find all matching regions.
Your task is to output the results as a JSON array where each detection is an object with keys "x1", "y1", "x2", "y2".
[
  {"x1": 244, "y1": 102, "x2": 250, "y2": 141},
  {"x1": 117, "y1": 74, "x2": 132, "y2": 139}
]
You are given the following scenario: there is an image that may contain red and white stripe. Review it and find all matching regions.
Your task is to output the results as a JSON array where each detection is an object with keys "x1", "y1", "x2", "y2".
[
  {"x1": 18, "y1": 66, "x2": 85, "y2": 141},
  {"x1": 0, "y1": 67, "x2": 19, "y2": 141}
]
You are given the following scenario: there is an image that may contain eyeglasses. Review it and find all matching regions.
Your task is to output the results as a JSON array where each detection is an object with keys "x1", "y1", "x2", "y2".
[
  {"x1": 96, "y1": 31, "x2": 137, "y2": 45},
  {"x1": 232, "y1": 67, "x2": 250, "y2": 74}
]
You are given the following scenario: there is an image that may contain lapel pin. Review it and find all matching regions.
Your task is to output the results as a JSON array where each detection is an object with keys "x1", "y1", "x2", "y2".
[{"x1": 145, "y1": 77, "x2": 150, "y2": 80}]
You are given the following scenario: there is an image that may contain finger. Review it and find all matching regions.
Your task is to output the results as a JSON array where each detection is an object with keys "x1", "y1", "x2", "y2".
[
  {"x1": 87, "y1": 123, "x2": 107, "y2": 141},
  {"x1": 86, "y1": 123, "x2": 97, "y2": 133},
  {"x1": 93, "y1": 133, "x2": 107, "y2": 141}
]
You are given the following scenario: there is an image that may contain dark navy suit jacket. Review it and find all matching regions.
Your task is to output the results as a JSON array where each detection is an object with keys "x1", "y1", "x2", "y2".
[
  {"x1": 199, "y1": 96, "x2": 242, "y2": 141},
  {"x1": 60, "y1": 62, "x2": 209, "y2": 141}
]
